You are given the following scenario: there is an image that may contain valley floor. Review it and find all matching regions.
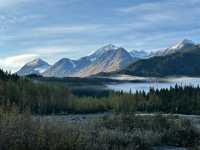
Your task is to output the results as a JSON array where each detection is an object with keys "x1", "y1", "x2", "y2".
[
  {"x1": 36, "y1": 113, "x2": 200, "y2": 129},
  {"x1": 35, "y1": 113, "x2": 200, "y2": 150}
]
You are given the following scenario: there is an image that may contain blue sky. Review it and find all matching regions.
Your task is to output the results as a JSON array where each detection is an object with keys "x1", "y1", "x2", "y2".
[{"x1": 0, "y1": 0, "x2": 200, "y2": 72}]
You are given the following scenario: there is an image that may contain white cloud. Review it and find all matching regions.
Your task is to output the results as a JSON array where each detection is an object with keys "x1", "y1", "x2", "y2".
[
  {"x1": 33, "y1": 24, "x2": 102, "y2": 35},
  {"x1": 118, "y1": 2, "x2": 161, "y2": 13},
  {"x1": 117, "y1": 0, "x2": 200, "y2": 24},
  {"x1": 25, "y1": 45, "x2": 98, "y2": 59},
  {"x1": 26, "y1": 46, "x2": 74, "y2": 54},
  {"x1": 117, "y1": 0, "x2": 200, "y2": 14},
  {"x1": 2, "y1": 23, "x2": 137, "y2": 42},
  {"x1": 0, "y1": 54, "x2": 39, "y2": 73},
  {"x1": 0, "y1": 0, "x2": 32, "y2": 8}
]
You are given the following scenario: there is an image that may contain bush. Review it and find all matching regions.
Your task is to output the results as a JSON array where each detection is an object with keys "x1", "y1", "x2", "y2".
[
  {"x1": 96, "y1": 114, "x2": 200, "y2": 148},
  {"x1": 0, "y1": 107, "x2": 152, "y2": 150}
]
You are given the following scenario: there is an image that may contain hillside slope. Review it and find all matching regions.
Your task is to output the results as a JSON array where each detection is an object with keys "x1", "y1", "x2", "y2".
[{"x1": 122, "y1": 45, "x2": 200, "y2": 77}]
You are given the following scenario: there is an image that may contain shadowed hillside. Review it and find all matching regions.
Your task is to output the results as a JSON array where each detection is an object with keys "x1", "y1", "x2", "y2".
[{"x1": 122, "y1": 45, "x2": 200, "y2": 77}]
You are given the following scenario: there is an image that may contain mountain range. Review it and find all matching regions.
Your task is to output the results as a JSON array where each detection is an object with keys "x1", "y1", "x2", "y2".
[
  {"x1": 17, "y1": 44, "x2": 147, "y2": 77},
  {"x1": 121, "y1": 39, "x2": 200, "y2": 77},
  {"x1": 17, "y1": 39, "x2": 200, "y2": 77}
]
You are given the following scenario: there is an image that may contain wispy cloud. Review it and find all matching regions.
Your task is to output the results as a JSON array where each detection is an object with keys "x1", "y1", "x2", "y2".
[
  {"x1": 32, "y1": 23, "x2": 135, "y2": 36},
  {"x1": 117, "y1": 0, "x2": 200, "y2": 25},
  {"x1": 0, "y1": 0, "x2": 32, "y2": 9},
  {"x1": 26, "y1": 46, "x2": 73, "y2": 55},
  {"x1": 33, "y1": 24, "x2": 102, "y2": 35},
  {"x1": 118, "y1": 2, "x2": 162, "y2": 14},
  {"x1": 118, "y1": 0, "x2": 200, "y2": 14},
  {"x1": 25, "y1": 44, "x2": 101, "y2": 60},
  {"x1": 0, "y1": 14, "x2": 45, "y2": 32},
  {"x1": 0, "y1": 23, "x2": 133, "y2": 43}
]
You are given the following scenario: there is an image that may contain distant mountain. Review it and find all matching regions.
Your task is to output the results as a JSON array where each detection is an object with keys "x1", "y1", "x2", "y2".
[
  {"x1": 41, "y1": 44, "x2": 137, "y2": 77},
  {"x1": 43, "y1": 57, "x2": 92, "y2": 77},
  {"x1": 43, "y1": 58, "x2": 76, "y2": 77},
  {"x1": 76, "y1": 46, "x2": 136, "y2": 77},
  {"x1": 122, "y1": 40, "x2": 200, "y2": 77},
  {"x1": 151, "y1": 39, "x2": 196, "y2": 57},
  {"x1": 87, "y1": 44, "x2": 119, "y2": 62},
  {"x1": 17, "y1": 58, "x2": 50, "y2": 76},
  {"x1": 130, "y1": 50, "x2": 149, "y2": 59}
]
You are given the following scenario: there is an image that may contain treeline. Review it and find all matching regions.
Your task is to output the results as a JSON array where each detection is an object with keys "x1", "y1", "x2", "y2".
[
  {"x1": 0, "y1": 69, "x2": 19, "y2": 81},
  {"x1": 121, "y1": 85, "x2": 200, "y2": 114},
  {"x1": 0, "y1": 69, "x2": 71, "y2": 114},
  {"x1": 134, "y1": 86, "x2": 200, "y2": 114},
  {"x1": 68, "y1": 85, "x2": 200, "y2": 115},
  {"x1": 110, "y1": 85, "x2": 200, "y2": 114},
  {"x1": 1, "y1": 69, "x2": 200, "y2": 115},
  {"x1": 0, "y1": 79, "x2": 71, "y2": 114}
]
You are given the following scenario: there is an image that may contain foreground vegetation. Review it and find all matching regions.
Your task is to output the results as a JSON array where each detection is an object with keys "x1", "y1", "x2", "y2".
[{"x1": 0, "y1": 106, "x2": 199, "y2": 150}]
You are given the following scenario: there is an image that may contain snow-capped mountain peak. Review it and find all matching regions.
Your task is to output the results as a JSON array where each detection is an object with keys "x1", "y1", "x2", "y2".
[
  {"x1": 99, "y1": 44, "x2": 119, "y2": 51},
  {"x1": 130, "y1": 50, "x2": 149, "y2": 59},
  {"x1": 170, "y1": 39, "x2": 195, "y2": 50},
  {"x1": 42, "y1": 58, "x2": 78, "y2": 77},
  {"x1": 58, "y1": 58, "x2": 76, "y2": 68},
  {"x1": 151, "y1": 39, "x2": 196, "y2": 57},
  {"x1": 27, "y1": 58, "x2": 48, "y2": 67},
  {"x1": 91, "y1": 44, "x2": 119, "y2": 56},
  {"x1": 17, "y1": 58, "x2": 50, "y2": 76},
  {"x1": 87, "y1": 44, "x2": 120, "y2": 62}
]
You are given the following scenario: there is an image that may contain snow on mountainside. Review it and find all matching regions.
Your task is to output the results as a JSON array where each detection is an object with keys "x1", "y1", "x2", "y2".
[
  {"x1": 43, "y1": 58, "x2": 77, "y2": 77},
  {"x1": 170, "y1": 39, "x2": 194, "y2": 50},
  {"x1": 17, "y1": 40, "x2": 199, "y2": 77},
  {"x1": 122, "y1": 39, "x2": 200, "y2": 77},
  {"x1": 151, "y1": 39, "x2": 196, "y2": 57},
  {"x1": 76, "y1": 47, "x2": 137, "y2": 77},
  {"x1": 87, "y1": 44, "x2": 119, "y2": 62},
  {"x1": 130, "y1": 50, "x2": 149, "y2": 59},
  {"x1": 19, "y1": 42, "x2": 193, "y2": 77},
  {"x1": 17, "y1": 58, "x2": 50, "y2": 76},
  {"x1": 42, "y1": 44, "x2": 137, "y2": 77}
]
